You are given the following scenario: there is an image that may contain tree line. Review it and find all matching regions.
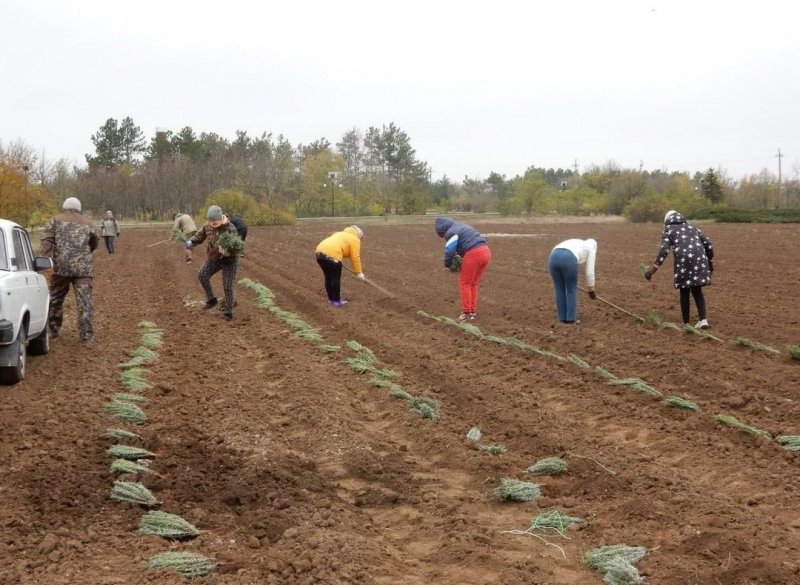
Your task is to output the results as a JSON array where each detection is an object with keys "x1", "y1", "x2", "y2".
[{"x1": 1, "y1": 117, "x2": 799, "y2": 226}]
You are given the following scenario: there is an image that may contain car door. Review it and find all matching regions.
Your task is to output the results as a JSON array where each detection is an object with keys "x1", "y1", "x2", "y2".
[
  {"x1": 4, "y1": 229, "x2": 31, "y2": 340},
  {"x1": 11, "y1": 228, "x2": 47, "y2": 336}
]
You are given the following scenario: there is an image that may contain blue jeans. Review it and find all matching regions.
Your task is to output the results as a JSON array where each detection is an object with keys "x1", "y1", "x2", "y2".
[{"x1": 548, "y1": 249, "x2": 579, "y2": 322}]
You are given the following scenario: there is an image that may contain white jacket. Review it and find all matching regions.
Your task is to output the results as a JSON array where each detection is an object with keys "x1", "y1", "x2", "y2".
[{"x1": 552, "y1": 238, "x2": 597, "y2": 288}]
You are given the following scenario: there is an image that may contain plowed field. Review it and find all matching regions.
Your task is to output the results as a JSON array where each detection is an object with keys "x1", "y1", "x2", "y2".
[{"x1": 2, "y1": 217, "x2": 799, "y2": 585}]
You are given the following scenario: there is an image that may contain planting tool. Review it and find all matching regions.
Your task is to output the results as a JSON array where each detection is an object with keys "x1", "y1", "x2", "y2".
[
  {"x1": 146, "y1": 238, "x2": 172, "y2": 248},
  {"x1": 578, "y1": 285, "x2": 641, "y2": 320},
  {"x1": 342, "y1": 264, "x2": 396, "y2": 298}
]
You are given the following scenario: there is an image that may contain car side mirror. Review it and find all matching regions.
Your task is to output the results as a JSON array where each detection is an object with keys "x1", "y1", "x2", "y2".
[{"x1": 34, "y1": 257, "x2": 53, "y2": 272}]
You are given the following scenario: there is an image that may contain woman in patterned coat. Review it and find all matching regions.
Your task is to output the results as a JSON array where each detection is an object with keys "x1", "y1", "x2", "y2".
[{"x1": 644, "y1": 210, "x2": 714, "y2": 328}]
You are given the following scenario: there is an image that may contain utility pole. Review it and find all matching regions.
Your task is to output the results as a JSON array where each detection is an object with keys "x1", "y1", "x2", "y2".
[
  {"x1": 776, "y1": 148, "x2": 784, "y2": 208},
  {"x1": 328, "y1": 171, "x2": 336, "y2": 217},
  {"x1": 573, "y1": 159, "x2": 579, "y2": 175}
]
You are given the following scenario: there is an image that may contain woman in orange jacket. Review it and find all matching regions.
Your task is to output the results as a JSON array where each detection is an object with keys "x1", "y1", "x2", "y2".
[{"x1": 315, "y1": 225, "x2": 365, "y2": 307}]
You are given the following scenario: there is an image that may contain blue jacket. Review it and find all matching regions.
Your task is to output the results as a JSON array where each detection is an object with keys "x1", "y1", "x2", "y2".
[{"x1": 434, "y1": 217, "x2": 487, "y2": 268}]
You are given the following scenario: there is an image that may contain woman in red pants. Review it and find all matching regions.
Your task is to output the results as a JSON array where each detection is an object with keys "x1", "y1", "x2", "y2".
[{"x1": 434, "y1": 217, "x2": 491, "y2": 321}]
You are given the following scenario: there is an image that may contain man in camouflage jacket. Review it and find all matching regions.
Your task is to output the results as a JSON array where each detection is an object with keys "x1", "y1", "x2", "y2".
[{"x1": 39, "y1": 197, "x2": 99, "y2": 343}]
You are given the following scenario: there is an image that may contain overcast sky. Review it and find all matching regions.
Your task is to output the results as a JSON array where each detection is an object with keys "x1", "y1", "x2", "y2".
[{"x1": 3, "y1": 0, "x2": 799, "y2": 182}]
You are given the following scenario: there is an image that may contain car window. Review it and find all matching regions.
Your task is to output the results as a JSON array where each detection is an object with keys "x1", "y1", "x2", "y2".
[
  {"x1": 0, "y1": 229, "x2": 8, "y2": 270},
  {"x1": 12, "y1": 229, "x2": 32, "y2": 271}
]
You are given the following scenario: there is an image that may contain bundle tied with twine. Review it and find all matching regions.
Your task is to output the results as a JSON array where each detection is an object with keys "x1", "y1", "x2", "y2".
[
  {"x1": 584, "y1": 545, "x2": 647, "y2": 585},
  {"x1": 495, "y1": 478, "x2": 541, "y2": 502},
  {"x1": 527, "y1": 456, "x2": 568, "y2": 476}
]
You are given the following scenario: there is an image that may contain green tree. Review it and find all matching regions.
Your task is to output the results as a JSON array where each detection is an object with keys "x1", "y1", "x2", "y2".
[
  {"x1": 699, "y1": 168, "x2": 724, "y2": 203},
  {"x1": 86, "y1": 117, "x2": 146, "y2": 168}
]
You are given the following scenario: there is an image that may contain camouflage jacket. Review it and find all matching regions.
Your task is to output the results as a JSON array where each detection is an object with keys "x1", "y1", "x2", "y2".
[
  {"x1": 39, "y1": 212, "x2": 99, "y2": 277},
  {"x1": 189, "y1": 218, "x2": 238, "y2": 261}
]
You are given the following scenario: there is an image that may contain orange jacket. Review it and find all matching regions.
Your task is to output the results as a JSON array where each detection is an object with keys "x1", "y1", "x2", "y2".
[{"x1": 316, "y1": 227, "x2": 363, "y2": 273}]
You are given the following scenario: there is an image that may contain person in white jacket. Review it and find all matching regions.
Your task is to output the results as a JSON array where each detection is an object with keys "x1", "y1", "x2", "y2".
[{"x1": 547, "y1": 238, "x2": 597, "y2": 324}]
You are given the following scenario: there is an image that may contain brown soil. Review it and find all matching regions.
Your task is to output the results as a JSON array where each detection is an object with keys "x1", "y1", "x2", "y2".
[{"x1": 2, "y1": 218, "x2": 799, "y2": 585}]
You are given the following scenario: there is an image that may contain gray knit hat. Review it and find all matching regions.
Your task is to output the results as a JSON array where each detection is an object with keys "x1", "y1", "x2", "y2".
[{"x1": 207, "y1": 205, "x2": 223, "y2": 221}]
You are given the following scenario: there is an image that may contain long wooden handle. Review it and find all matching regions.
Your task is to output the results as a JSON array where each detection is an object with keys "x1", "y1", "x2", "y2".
[
  {"x1": 146, "y1": 238, "x2": 173, "y2": 248},
  {"x1": 342, "y1": 264, "x2": 396, "y2": 298},
  {"x1": 577, "y1": 285, "x2": 640, "y2": 318}
]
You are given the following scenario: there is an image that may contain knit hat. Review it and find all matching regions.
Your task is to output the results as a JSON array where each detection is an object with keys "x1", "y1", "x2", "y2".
[
  {"x1": 207, "y1": 205, "x2": 223, "y2": 221},
  {"x1": 62, "y1": 197, "x2": 82, "y2": 212},
  {"x1": 351, "y1": 225, "x2": 363, "y2": 239},
  {"x1": 664, "y1": 209, "x2": 677, "y2": 223}
]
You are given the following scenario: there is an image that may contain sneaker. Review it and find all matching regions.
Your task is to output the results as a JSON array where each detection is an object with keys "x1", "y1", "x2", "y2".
[
  {"x1": 221, "y1": 313, "x2": 233, "y2": 321},
  {"x1": 458, "y1": 313, "x2": 469, "y2": 321},
  {"x1": 695, "y1": 319, "x2": 709, "y2": 329},
  {"x1": 203, "y1": 298, "x2": 218, "y2": 310},
  {"x1": 332, "y1": 300, "x2": 349, "y2": 307},
  {"x1": 468, "y1": 313, "x2": 477, "y2": 320}
]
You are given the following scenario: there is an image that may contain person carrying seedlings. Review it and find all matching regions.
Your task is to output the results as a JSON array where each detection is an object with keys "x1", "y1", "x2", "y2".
[
  {"x1": 547, "y1": 238, "x2": 598, "y2": 325},
  {"x1": 172, "y1": 212, "x2": 198, "y2": 263},
  {"x1": 186, "y1": 205, "x2": 242, "y2": 321},
  {"x1": 434, "y1": 217, "x2": 491, "y2": 321},
  {"x1": 100, "y1": 210, "x2": 120, "y2": 255},
  {"x1": 39, "y1": 197, "x2": 99, "y2": 344},
  {"x1": 644, "y1": 210, "x2": 714, "y2": 329},
  {"x1": 315, "y1": 225, "x2": 365, "y2": 307}
]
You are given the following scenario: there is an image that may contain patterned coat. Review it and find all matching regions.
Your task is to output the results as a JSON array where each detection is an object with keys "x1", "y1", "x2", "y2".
[
  {"x1": 189, "y1": 217, "x2": 239, "y2": 262},
  {"x1": 39, "y1": 211, "x2": 99, "y2": 277},
  {"x1": 652, "y1": 212, "x2": 714, "y2": 289}
]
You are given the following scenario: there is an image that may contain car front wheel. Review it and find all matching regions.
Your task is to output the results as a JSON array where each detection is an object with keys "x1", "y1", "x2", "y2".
[
  {"x1": 28, "y1": 326, "x2": 50, "y2": 356},
  {"x1": 0, "y1": 326, "x2": 27, "y2": 385}
]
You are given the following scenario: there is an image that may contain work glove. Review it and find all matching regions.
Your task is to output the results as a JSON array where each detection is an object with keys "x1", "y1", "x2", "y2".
[
  {"x1": 588, "y1": 290, "x2": 597, "y2": 300},
  {"x1": 185, "y1": 241, "x2": 193, "y2": 249},
  {"x1": 644, "y1": 266, "x2": 657, "y2": 281},
  {"x1": 356, "y1": 272, "x2": 366, "y2": 281},
  {"x1": 217, "y1": 245, "x2": 230, "y2": 257},
  {"x1": 708, "y1": 260, "x2": 714, "y2": 273}
]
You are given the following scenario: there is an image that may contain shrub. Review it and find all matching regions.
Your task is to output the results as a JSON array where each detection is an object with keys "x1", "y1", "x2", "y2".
[{"x1": 201, "y1": 188, "x2": 294, "y2": 226}]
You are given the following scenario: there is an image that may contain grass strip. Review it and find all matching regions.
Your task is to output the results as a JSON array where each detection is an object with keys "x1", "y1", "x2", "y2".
[
  {"x1": 106, "y1": 428, "x2": 140, "y2": 441},
  {"x1": 112, "y1": 392, "x2": 148, "y2": 404},
  {"x1": 664, "y1": 396, "x2": 699, "y2": 411},
  {"x1": 104, "y1": 400, "x2": 147, "y2": 425},
  {"x1": 776, "y1": 435, "x2": 800, "y2": 451},
  {"x1": 147, "y1": 552, "x2": 216, "y2": 580},
  {"x1": 715, "y1": 413, "x2": 772, "y2": 438},
  {"x1": 110, "y1": 481, "x2": 157, "y2": 506},
  {"x1": 110, "y1": 458, "x2": 157, "y2": 476},
  {"x1": 478, "y1": 444, "x2": 506, "y2": 455},
  {"x1": 107, "y1": 444, "x2": 156, "y2": 460},
  {"x1": 139, "y1": 511, "x2": 200, "y2": 539}
]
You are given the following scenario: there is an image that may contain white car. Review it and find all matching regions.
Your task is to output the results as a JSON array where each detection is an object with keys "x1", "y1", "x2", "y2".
[{"x1": 0, "y1": 219, "x2": 53, "y2": 384}]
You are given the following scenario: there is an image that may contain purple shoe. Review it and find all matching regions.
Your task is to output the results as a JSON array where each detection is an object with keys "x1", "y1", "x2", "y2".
[{"x1": 332, "y1": 300, "x2": 349, "y2": 307}]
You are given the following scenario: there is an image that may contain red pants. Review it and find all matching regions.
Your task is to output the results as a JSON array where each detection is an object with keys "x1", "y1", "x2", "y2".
[{"x1": 459, "y1": 245, "x2": 491, "y2": 313}]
